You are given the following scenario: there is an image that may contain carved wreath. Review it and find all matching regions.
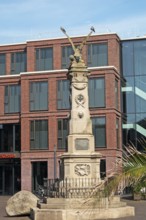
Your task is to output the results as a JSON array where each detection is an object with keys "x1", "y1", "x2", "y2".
[{"x1": 74, "y1": 164, "x2": 90, "y2": 176}]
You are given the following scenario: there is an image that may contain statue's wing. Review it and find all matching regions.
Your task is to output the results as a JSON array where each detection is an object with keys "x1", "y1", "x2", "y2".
[
  {"x1": 79, "y1": 27, "x2": 95, "y2": 50},
  {"x1": 60, "y1": 27, "x2": 76, "y2": 52}
]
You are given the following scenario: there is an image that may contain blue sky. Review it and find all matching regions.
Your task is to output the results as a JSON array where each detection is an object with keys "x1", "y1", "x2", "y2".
[{"x1": 0, "y1": 0, "x2": 146, "y2": 44}]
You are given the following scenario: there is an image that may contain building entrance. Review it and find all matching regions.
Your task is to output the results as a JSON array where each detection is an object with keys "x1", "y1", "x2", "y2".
[
  {"x1": 32, "y1": 161, "x2": 47, "y2": 193},
  {"x1": 0, "y1": 160, "x2": 21, "y2": 195}
]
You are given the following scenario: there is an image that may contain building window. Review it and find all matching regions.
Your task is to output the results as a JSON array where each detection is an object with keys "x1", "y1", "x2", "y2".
[
  {"x1": 0, "y1": 124, "x2": 20, "y2": 152},
  {"x1": 57, "y1": 119, "x2": 68, "y2": 149},
  {"x1": 30, "y1": 81, "x2": 48, "y2": 111},
  {"x1": 92, "y1": 117, "x2": 106, "y2": 148},
  {"x1": 116, "y1": 118, "x2": 120, "y2": 149},
  {"x1": 88, "y1": 43, "x2": 108, "y2": 67},
  {"x1": 36, "y1": 47, "x2": 53, "y2": 71},
  {"x1": 0, "y1": 53, "x2": 6, "y2": 75},
  {"x1": 4, "y1": 85, "x2": 20, "y2": 113},
  {"x1": 115, "y1": 79, "x2": 119, "y2": 109},
  {"x1": 62, "y1": 46, "x2": 73, "y2": 69},
  {"x1": 11, "y1": 51, "x2": 26, "y2": 74},
  {"x1": 30, "y1": 120, "x2": 48, "y2": 150},
  {"x1": 89, "y1": 78, "x2": 105, "y2": 108},
  {"x1": 57, "y1": 80, "x2": 70, "y2": 109},
  {"x1": 100, "y1": 159, "x2": 106, "y2": 179}
]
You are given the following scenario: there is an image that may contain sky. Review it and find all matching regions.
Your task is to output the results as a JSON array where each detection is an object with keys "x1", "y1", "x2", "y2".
[{"x1": 0, "y1": 0, "x2": 146, "y2": 45}]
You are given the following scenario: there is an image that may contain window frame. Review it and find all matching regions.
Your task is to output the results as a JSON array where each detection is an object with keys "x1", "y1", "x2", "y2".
[
  {"x1": 92, "y1": 116, "x2": 106, "y2": 148},
  {"x1": 57, "y1": 118, "x2": 69, "y2": 150},
  {"x1": 30, "y1": 81, "x2": 48, "y2": 111},
  {"x1": 35, "y1": 47, "x2": 53, "y2": 71},
  {"x1": 11, "y1": 51, "x2": 27, "y2": 74},
  {"x1": 4, "y1": 84, "x2": 21, "y2": 113},
  {"x1": 30, "y1": 120, "x2": 48, "y2": 150},
  {"x1": 87, "y1": 43, "x2": 108, "y2": 67},
  {"x1": 89, "y1": 77, "x2": 105, "y2": 108}
]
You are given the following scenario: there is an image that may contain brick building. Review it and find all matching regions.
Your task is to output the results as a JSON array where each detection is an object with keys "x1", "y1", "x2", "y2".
[{"x1": 0, "y1": 33, "x2": 123, "y2": 195}]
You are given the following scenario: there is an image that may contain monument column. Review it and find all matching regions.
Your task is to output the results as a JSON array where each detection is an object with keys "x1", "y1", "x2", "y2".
[{"x1": 60, "y1": 27, "x2": 101, "y2": 180}]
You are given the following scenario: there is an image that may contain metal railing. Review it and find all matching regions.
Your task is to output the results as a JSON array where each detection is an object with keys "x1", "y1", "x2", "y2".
[{"x1": 43, "y1": 178, "x2": 102, "y2": 198}]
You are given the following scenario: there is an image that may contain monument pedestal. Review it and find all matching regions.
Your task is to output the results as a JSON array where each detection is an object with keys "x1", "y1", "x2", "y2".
[{"x1": 31, "y1": 197, "x2": 135, "y2": 220}]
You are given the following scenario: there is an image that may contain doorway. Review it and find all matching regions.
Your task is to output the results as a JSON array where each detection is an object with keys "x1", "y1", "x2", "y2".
[
  {"x1": 32, "y1": 161, "x2": 47, "y2": 193},
  {"x1": 0, "y1": 162, "x2": 20, "y2": 195}
]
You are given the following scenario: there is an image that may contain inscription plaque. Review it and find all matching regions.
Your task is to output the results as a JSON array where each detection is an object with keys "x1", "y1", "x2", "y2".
[{"x1": 75, "y1": 138, "x2": 89, "y2": 150}]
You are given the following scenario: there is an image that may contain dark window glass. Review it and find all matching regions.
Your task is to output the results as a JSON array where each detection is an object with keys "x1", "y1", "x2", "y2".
[
  {"x1": 88, "y1": 43, "x2": 108, "y2": 67},
  {"x1": 57, "y1": 80, "x2": 70, "y2": 109},
  {"x1": 36, "y1": 47, "x2": 53, "y2": 71},
  {"x1": 134, "y1": 41, "x2": 146, "y2": 76},
  {"x1": 122, "y1": 42, "x2": 134, "y2": 76},
  {"x1": 100, "y1": 159, "x2": 106, "y2": 179},
  {"x1": 62, "y1": 46, "x2": 73, "y2": 69},
  {"x1": 30, "y1": 120, "x2": 48, "y2": 149},
  {"x1": 0, "y1": 53, "x2": 6, "y2": 75},
  {"x1": 11, "y1": 51, "x2": 26, "y2": 74},
  {"x1": 122, "y1": 114, "x2": 136, "y2": 147},
  {"x1": 57, "y1": 118, "x2": 69, "y2": 149},
  {"x1": 30, "y1": 81, "x2": 48, "y2": 111},
  {"x1": 0, "y1": 124, "x2": 21, "y2": 152},
  {"x1": 135, "y1": 76, "x2": 146, "y2": 113},
  {"x1": 4, "y1": 85, "x2": 20, "y2": 113},
  {"x1": 123, "y1": 113, "x2": 146, "y2": 150},
  {"x1": 92, "y1": 117, "x2": 106, "y2": 147},
  {"x1": 136, "y1": 113, "x2": 146, "y2": 151},
  {"x1": 89, "y1": 78, "x2": 105, "y2": 108},
  {"x1": 122, "y1": 77, "x2": 135, "y2": 114}
]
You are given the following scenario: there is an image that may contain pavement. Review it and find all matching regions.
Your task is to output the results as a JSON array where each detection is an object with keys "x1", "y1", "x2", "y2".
[{"x1": 0, "y1": 196, "x2": 146, "y2": 220}]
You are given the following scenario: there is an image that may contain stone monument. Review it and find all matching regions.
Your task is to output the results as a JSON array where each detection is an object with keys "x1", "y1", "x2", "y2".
[
  {"x1": 30, "y1": 28, "x2": 135, "y2": 220},
  {"x1": 59, "y1": 27, "x2": 102, "y2": 182}
]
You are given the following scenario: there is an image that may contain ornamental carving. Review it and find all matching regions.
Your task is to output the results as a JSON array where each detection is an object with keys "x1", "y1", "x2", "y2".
[
  {"x1": 72, "y1": 83, "x2": 87, "y2": 90},
  {"x1": 74, "y1": 164, "x2": 90, "y2": 176},
  {"x1": 75, "y1": 94, "x2": 85, "y2": 108}
]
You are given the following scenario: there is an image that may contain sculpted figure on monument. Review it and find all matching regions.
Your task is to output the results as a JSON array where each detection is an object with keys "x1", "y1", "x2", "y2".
[{"x1": 60, "y1": 26, "x2": 95, "y2": 65}]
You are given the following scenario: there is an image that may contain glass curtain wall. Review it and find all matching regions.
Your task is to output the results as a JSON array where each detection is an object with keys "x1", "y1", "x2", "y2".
[{"x1": 122, "y1": 40, "x2": 146, "y2": 150}]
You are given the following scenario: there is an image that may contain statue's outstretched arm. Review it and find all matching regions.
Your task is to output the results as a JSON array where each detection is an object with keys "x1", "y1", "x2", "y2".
[
  {"x1": 60, "y1": 27, "x2": 76, "y2": 52},
  {"x1": 79, "y1": 26, "x2": 95, "y2": 50}
]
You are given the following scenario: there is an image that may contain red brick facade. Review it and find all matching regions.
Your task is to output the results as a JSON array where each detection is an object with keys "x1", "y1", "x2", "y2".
[{"x1": 0, "y1": 33, "x2": 122, "y2": 192}]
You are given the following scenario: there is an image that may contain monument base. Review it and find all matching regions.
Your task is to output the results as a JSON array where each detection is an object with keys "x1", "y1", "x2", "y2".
[
  {"x1": 30, "y1": 197, "x2": 135, "y2": 220},
  {"x1": 59, "y1": 152, "x2": 102, "y2": 180}
]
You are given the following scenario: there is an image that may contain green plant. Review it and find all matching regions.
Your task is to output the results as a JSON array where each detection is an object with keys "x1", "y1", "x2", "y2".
[{"x1": 103, "y1": 140, "x2": 146, "y2": 197}]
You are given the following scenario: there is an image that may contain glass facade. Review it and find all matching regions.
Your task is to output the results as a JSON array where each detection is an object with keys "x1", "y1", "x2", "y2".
[
  {"x1": 11, "y1": 51, "x2": 26, "y2": 74},
  {"x1": 36, "y1": 47, "x2": 53, "y2": 71},
  {"x1": 4, "y1": 85, "x2": 20, "y2": 113},
  {"x1": 0, "y1": 53, "x2": 6, "y2": 75},
  {"x1": 30, "y1": 81, "x2": 48, "y2": 111},
  {"x1": 30, "y1": 120, "x2": 48, "y2": 149},
  {"x1": 122, "y1": 40, "x2": 146, "y2": 150}
]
